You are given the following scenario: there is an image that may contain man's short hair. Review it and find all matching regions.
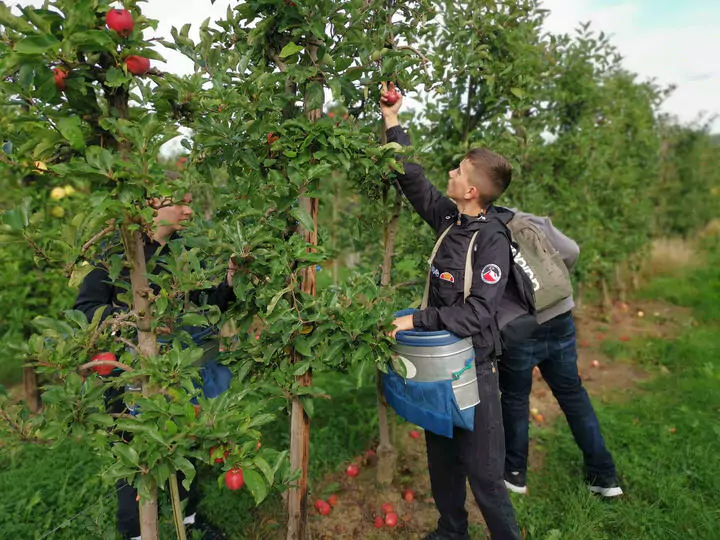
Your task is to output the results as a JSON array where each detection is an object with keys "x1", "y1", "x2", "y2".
[{"x1": 465, "y1": 148, "x2": 512, "y2": 203}]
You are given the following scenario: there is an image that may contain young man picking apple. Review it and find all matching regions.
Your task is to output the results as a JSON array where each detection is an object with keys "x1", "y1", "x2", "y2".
[
  {"x1": 381, "y1": 91, "x2": 521, "y2": 540},
  {"x1": 74, "y1": 192, "x2": 237, "y2": 540}
]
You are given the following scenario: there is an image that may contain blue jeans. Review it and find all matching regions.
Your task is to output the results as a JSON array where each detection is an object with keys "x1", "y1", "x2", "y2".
[{"x1": 499, "y1": 312, "x2": 617, "y2": 478}]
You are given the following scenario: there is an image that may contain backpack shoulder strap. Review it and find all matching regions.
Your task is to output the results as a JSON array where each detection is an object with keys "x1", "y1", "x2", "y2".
[
  {"x1": 421, "y1": 224, "x2": 454, "y2": 309},
  {"x1": 463, "y1": 230, "x2": 481, "y2": 301}
]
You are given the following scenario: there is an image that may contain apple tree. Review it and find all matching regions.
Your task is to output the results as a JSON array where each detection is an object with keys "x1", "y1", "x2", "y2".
[{"x1": 0, "y1": 2, "x2": 290, "y2": 538}]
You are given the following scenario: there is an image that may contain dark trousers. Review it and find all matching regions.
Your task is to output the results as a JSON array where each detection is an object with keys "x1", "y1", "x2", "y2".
[
  {"x1": 425, "y1": 358, "x2": 521, "y2": 540},
  {"x1": 499, "y1": 311, "x2": 617, "y2": 478}
]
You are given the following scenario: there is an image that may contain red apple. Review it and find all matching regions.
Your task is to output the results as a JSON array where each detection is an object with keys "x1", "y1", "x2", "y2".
[
  {"x1": 409, "y1": 430, "x2": 420, "y2": 439},
  {"x1": 381, "y1": 502, "x2": 394, "y2": 515},
  {"x1": 373, "y1": 516, "x2": 384, "y2": 528},
  {"x1": 591, "y1": 360, "x2": 600, "y2": 368},
  {"x1": 314, "y1": 499, "x2": 324, "y2": 510},
  {"x1": 90, "y1": 351, "x2": 116, "y2": 376},
  {"x1": 316, "y1": 500, "x2": 331, "y2": 516},
  {"x1": 225, "y1": 468, "x2": 244, "y2": 490},
  {"x1": 53, "y1": 67, "x2": 68, "y2": 90},
  {"x1": 382, "y1": 82, "x2": 400, "y2": 105},
  {"x1": 619, "y1": 335, "x2": 630, "y2": 342},
  {"x1": 210, "y1": 445, "x2": 229, "y2": 463},
  {"x1": 345, "y1": 463, "x2": 359, "y2": 477},
  {"x1": 106, "y1": 9, "x2": 134, "y2": 37},
  {"x1": 402, "y1": 489, "x2": 415, "y2": 502},
  {"x1": 327, "y1": 494, "x2": 338, "y2": 507},
  {"x1": 384, "y1": 512, "x2": 398, "y2": 527},
  {"x1": 125, "y1": 55, "x2": 150, "y2": 76}
]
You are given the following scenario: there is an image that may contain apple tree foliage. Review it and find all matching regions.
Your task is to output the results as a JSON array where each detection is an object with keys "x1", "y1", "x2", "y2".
[{"x1": 0, "y1": 0, "x2": 290, "y2": 506}]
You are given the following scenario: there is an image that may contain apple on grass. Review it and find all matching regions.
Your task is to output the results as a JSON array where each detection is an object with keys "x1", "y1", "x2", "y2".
[
  {"x1": 327, "y1": 494, "x2": 338, "y2": 507},
  {"x1": 373, "y1": 516, "x2": 384, "y2": 528},
  {"x1": 345, "y1": 463, "x2": 359, "y2": 477},
  {"x1": 402, "y1": 489, "x2": 415, "y2": 502},
  {"x1": 315, "y1": 500, "x2": 331, "y2": 516},
  {"x1": 381, "y1": 502, "x2": 394, "y2": 515},
  {"x1": 384, "y1": 512, "x2": 398, "y2": 527}
]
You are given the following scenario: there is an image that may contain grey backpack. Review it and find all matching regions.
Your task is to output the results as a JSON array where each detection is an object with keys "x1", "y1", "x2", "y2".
[{"x1": 505, "y1": 213, "x2": 573, "y2": 311}]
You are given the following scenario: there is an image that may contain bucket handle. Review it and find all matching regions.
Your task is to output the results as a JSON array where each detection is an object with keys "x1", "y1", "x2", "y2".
[{"x1": 451, "y1": 361, "x2": 472, "y2": 381}]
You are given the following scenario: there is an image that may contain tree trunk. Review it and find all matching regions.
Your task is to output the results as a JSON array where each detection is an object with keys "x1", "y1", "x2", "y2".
[
  {"x1": 287, "y1": 65, "x2": 321, "y2": 540},
  {"x1": 376, "y1": 189, "x2": 402, "y2": 486},
  {"x1": 23, "y1": 365, "x2": 41, "y2": 413},
  {"x1": 121, "y1": 225, "x2": 160, "y2": 540},
  {"x1": 169, "y1": 473, "x2": 187, "y2": 540}
]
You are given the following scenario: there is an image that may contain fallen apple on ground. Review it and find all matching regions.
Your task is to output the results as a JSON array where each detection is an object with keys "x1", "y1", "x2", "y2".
[{"x1": 345, "y1": 463, "x2": 359, "y2": 477}]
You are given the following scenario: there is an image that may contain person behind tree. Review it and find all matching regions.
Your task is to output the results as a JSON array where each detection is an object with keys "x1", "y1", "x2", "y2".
[
  {"x1": 498, "y1": 211, "x2": 623, "y2": 498},
  {"x1": 74, "y1": 192, "x2": 237, "y2": 540},
  {"x1": 381, "y1": 89, "x2": 521, "y2": 540}
]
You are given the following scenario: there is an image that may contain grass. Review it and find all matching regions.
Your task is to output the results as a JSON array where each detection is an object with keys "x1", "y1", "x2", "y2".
[{"x1": 509, "y1": 240, "x2": 720, "y2": 540}]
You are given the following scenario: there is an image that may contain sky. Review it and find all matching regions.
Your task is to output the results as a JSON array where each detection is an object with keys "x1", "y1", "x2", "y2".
[{"x1": 11, "y1": 0, "x2": 720, "y2": 131}]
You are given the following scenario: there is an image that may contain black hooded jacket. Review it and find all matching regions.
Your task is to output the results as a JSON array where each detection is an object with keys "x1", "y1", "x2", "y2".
[
  {"x1": 387, "y1": 125, "x2": 512, "y2": 357},
  {"x1": 74, "y1": 233, "x2": 236, "y2": 324}
]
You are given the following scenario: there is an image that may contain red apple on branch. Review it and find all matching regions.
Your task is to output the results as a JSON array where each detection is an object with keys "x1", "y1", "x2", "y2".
[
  {"x1": 224, "y1": 468, "x2": 244, "y2": 490},
  {"x1": 381, "y1": 81, "x2": 400, "y2": 105},
  {"x1": 125, "y1": 56, "x2": 150, "y2": 76},
  {"x1": 53, "y1": 67, "x2": 68, "y2": 90},
  {"x1": 106, "y1": 9, "x2": 134, "y2": 37},
  {"x1": 90, "y1": 351, "x2": 116, "y2": 376}
]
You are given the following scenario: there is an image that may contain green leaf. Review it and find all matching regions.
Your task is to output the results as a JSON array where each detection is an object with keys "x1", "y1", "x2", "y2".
[
  {"x1": 300, "y1": 396, "x2": 314, "y2": 418},
  {"x1": 266, "y1": 286, "x2": 291, "y2": 316},
  {"x1": 14, "y1": 34, "x2": 60, "y2": 55},
  {"x1": 279, "y1": 42, "x2": 304, "y2": 58},
  {"x1": 290, "y1": 207, "x2": 315, "y2": 232},
  {"x1": 105, "y1": 66, "x2": 130, "y2": 88},
  {"x1": 248, "y1": 413, "x2": 275, "y2": 429},
  {"x1": 243, "y1": 468, "x2": 268, "y2": 505},
  {"x1": 113, "y1": 443, "x2": 139, "y2": 467},
  {"x1": 174, "y1": 457, "x2": 196, "y2": 491},
  {"x1": 293, "y1": 361, "x2": 310, "y2": 376},
  {"x1": 294, "y1": 336, "x2": 312, "y2": 357},
  {"x1": 57, "y1": 117, "x2": 85, "y2": 151},
  {"x1": 253, "y1": 456, "x2": 274, "y2": 487},
  {"x1": 0, "y1": 4, "x2": 37, "y2": 33},
  {"x1": 510, "y1": 87, "x2": 525, "y2": 99}
]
